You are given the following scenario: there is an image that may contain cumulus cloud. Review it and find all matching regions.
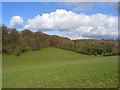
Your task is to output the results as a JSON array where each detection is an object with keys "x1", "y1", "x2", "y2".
[
  {"x1": 9, "y1": 16, "x2": 23, "y2": 28},
  {"x1": 25, "y1": 9, "x2": 118, "y2": 39}
]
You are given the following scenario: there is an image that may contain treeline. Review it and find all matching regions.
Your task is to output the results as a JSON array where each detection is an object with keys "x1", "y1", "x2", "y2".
[
  {"x1": 73, "y1": 39, "x2": 119, "y2": 56},
  {"x1": 1, "y1": 25, "x2": 119, "y2": 56}
]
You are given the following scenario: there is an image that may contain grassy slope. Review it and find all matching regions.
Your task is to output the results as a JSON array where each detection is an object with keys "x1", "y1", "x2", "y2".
[
  {"x1": 0, "y1": 54, "x2": 2, "y2": 89},
  {"x1": 2, "y1": 48, "x2": 118, "y2": 88}
]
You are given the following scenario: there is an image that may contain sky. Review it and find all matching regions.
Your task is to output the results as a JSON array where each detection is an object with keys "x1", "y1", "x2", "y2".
[{"x1": 2, "y1": 2, "x2": 118, "y2": 40}]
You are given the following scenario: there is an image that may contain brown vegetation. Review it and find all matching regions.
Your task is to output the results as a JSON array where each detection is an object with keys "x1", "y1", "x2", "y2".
[{"x1": 1, "y1": 25, "x2": 119, "y2": 56}]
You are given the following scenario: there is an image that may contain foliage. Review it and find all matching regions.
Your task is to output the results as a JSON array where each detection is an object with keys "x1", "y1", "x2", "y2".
[{"x1": 1, "y1": 25, "x2": 119, "y2": 56}]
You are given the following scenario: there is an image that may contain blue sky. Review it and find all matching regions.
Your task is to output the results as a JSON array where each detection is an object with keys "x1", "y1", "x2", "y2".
[
  {"x1": 2, "y1": 2, "x2": 118, "y2": 39},
  {"x1": 2, "y1": 2, "x2": 73, "y2": 27},
  {"x1": 2, "y1": 2, "x2": 118, "y2": 27}
]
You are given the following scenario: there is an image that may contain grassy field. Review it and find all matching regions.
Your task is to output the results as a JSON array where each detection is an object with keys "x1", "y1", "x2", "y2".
[
  {"x1": 2, "y1": 48, "x2": 118, "y2": 88},
  {"x1": 0, "y1": 54, "x2": 2, "y2": 89}
]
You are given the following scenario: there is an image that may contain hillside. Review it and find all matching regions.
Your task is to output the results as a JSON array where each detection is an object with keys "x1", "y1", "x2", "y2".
[
  {"x1": 3, "y1": 48, "x2": 118, "y2": 88},
  {"x1": 1, "y1": 25, "x2": 119, "y2": 56}
]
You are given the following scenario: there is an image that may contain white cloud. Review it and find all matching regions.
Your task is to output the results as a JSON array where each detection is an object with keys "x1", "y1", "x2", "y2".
[
  {"x1": 25, "y1": 9, "x2": 118, "y2": 39},
  {"x1": 63, "y1": 2, "x2": 118, "y2": 12},
  {"x1": 9, "y1": 16, "x2": 23, "y2": 28},
  {"x1": 2, "y1": 0, "x2": 119, "y2": 2}
]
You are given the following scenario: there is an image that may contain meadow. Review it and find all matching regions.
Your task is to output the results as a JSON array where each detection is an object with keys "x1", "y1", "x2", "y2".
[{"x1": 2, "y1": 48, "x2": 118, "y2": 88}]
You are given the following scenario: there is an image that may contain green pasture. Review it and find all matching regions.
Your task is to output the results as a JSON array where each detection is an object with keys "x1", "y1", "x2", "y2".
[{"x1": 2, "y1": 48, "x2": 118, "y2": 88}]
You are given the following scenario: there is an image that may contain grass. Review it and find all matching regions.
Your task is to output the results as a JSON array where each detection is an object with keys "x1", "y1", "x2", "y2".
[
  {"x1": 0, "y1": 54, "x2": 2, "y2": 89},
  {"x1": 2, "y1": 48, "x2": 118, "y2": 88}
]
